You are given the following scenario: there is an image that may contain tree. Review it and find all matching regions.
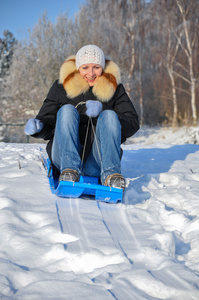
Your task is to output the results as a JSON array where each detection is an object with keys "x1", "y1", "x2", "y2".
[
  {"x1": 146, "y1": 0, "x2": 199, "y2": 126},
  {"x1": 0, "y1": 31, "x2": 17, "y2": 131},
  {"x1": 0, "y1": 30, "x2": 17, "y2": 77},
  {"x1": 175, "y1": 0, "x2": 198, "y2": 125},
  {"x1": 160, "y1": 1, "x2": 183, "y2": 127}
]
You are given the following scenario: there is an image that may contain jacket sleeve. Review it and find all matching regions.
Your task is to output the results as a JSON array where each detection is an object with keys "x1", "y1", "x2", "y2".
[
  {"x1": 32, "y1": 80, "x2": 61, "y2": 140},
  {"x1": 103, "y1": 84, "x2": 139, "y2": 141}
]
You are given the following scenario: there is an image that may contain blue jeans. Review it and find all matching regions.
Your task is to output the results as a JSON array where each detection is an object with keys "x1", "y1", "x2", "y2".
[{"x1": 52, "y1": 104, "x2": 121, "y2": 184}]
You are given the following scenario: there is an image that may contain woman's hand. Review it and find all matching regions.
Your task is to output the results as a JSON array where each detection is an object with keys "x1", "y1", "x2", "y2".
[
  {"x1": 25, "y1": 118, "x2": 43, "y2": 135},
  {"x1": 86, "y1": 100, "x2": 102, "y2": 118}
]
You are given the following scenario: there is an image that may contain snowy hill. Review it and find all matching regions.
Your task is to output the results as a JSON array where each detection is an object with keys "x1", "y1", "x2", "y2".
[{"x1": 1, "y1": 127, "x2": 199, "y2": 299}]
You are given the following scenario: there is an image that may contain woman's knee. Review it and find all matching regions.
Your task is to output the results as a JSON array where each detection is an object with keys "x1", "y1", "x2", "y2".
[
  {"x1": 57, "y1": 104, "x2": 79, "y2": 124},
  {"x1": 98, "y1": 110, "x2": 120, "y2": 128},
  {"x1": 58, "y1": 104, "x2": 77, "y2": 116}
]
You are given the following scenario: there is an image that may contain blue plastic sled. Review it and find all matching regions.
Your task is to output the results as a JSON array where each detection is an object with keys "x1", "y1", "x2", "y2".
[{"x1": 43, "y1": 158, "x2": 123, "y2": 203}]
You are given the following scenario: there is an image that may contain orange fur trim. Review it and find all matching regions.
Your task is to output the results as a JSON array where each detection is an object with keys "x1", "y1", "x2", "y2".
[{"x1": 59, "y1": 55, "x2": 121, "y2": 102}]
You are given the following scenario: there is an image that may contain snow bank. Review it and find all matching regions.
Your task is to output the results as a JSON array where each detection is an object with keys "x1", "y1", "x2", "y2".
[{"x1": 127, "y1": 125, "x2": 199, "y2": 145}]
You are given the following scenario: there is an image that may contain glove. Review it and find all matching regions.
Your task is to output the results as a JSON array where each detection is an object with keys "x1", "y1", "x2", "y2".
[
  {"x1": 86, "y1": 100, "x2": 102, "y2": 118},
  {"x1": 25, "y1": 118, "x2": 43, "y2": 135}
]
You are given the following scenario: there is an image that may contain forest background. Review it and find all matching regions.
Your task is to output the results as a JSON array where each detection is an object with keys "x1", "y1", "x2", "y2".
[{"x1": 0, "y1": 0, "x2": 199, "y2": 143}]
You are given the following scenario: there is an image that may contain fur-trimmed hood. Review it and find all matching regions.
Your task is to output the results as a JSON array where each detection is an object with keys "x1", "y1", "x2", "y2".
[{"x1": 59, "y1": 55, "x2": 121, "y2": 102}]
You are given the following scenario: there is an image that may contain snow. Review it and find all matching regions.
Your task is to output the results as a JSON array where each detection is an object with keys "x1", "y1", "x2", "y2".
[{"x1": 0, "y1": 126, "x2": 199, "y2": 299}]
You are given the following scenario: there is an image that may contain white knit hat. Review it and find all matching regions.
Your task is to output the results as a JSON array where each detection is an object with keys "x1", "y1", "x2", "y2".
[{"x1": 76, "y1": 45, "x2": 105, "y2": 69}]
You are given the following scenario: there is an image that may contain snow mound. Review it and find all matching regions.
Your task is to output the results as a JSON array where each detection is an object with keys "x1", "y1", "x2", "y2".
[{"x1": 126, "y1": 126, "x2": 199, "y2": 145}]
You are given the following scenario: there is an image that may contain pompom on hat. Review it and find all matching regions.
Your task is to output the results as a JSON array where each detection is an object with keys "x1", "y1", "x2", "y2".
[{"x1": 76, "y1": 45, "x2": 105, "y2": 69}]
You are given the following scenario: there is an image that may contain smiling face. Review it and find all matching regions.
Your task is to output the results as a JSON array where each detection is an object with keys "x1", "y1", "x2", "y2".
[{"x1": 79, "y1": 63, "x2": 103, "y2": 86}]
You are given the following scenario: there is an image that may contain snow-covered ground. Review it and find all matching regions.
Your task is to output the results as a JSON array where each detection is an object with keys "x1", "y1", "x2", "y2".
[{"x1": 0, "y1": 126, "x2": 199, "y2": 299}]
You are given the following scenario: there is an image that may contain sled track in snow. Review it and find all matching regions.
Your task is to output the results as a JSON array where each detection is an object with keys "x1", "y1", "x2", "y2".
[
  {"x1": 96, "y1": 201, "x2": 137, "y2": 266},
  {"x1": 56, "y1": 197, "x2": 140, "y2": 262},
  {"x1": 55, "y1": 198, "x2": 147, "y2": 299}
]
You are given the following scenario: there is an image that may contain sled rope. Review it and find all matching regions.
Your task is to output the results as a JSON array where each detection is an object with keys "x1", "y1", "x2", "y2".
[
  {"x1": 80, "y1": 117, "x2": 91, "y2": 171},
  {"x1": 90, "y1": 117, "x2": 103, "y2": 171},
  {"x1": 80, "y1": 117, "x2": 104, "y2": 174}
]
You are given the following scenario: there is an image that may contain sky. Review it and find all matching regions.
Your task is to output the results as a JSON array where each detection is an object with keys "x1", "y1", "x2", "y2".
[{"x1": 0, "y1": 0, "x2": 85, "y2": 40}]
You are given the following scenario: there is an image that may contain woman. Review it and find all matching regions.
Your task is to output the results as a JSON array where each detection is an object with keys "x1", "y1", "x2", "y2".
[{"x1": 25, "y1": 45, "x2": 139, "y2": 190}]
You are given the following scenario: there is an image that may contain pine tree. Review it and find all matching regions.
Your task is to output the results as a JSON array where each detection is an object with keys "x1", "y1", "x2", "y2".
[{"x1": 0, "y1": 30, "x2": 17, "y2": 78}]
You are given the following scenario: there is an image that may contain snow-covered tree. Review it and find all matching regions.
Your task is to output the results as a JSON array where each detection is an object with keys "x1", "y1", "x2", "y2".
[{"x1": 0, "y1": 30, "x2": 17, "y2": 77}]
